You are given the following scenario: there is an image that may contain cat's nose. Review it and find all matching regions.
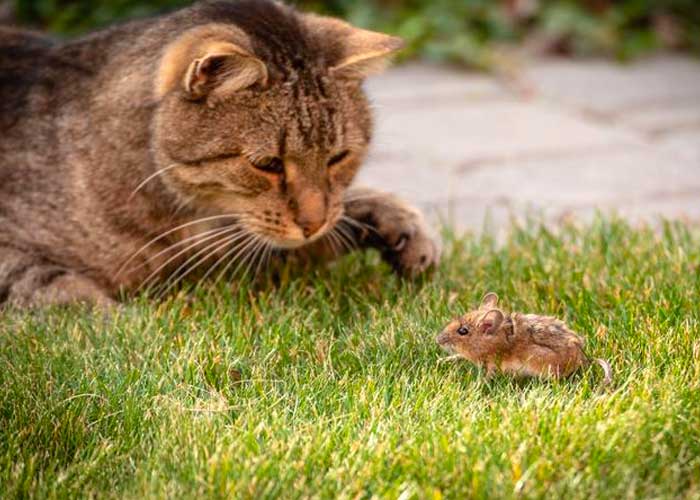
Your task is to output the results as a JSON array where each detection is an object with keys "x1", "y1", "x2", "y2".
[
  {"x1": 297, "y1": 217, "x2": 324, "y2": 239},
  {"x1": 291, "y1": 189, "x2": 326, "y2": 239}
]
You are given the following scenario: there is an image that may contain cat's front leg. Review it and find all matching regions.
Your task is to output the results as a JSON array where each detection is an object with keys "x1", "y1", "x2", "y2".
[
  {"x1": 341, "y1": 187, "x2": 440, "y2": 276},
  {"x1": 0, "y1": 245, "x2": 116, "y2": 310}
]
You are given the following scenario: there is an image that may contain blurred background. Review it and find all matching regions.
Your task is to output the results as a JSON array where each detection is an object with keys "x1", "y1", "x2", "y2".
[
  {"x1": 2, "y1": 0, "x2": 700, "y2": 232},
  {"x1": 3, "y1": 0, "x2": 700, "y2": 63}
]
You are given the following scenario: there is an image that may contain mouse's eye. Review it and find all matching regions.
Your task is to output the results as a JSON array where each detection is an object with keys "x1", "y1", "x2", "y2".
[{"x1": 457, "y1": 326, "x2": 469, "y2": 336}]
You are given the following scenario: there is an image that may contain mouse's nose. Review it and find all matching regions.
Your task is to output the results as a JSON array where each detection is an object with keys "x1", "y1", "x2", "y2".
[{"x1": 436, "y1": 332, "x2": 448, "y2": 345}]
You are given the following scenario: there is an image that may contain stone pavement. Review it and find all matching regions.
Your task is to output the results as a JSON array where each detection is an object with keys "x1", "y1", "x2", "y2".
[{"x1": 358, "y1": 55, "x2": 700, "y2": 233}]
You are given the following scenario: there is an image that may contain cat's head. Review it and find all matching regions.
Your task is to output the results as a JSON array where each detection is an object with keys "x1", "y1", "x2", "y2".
[{"x1": 151, "y1": 0, "x2": 402, "y2": 248}]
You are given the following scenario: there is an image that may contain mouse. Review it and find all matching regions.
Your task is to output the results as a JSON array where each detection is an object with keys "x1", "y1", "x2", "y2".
[{"x1": 436, "y1": 292, "x2": 612, "y2": 384}]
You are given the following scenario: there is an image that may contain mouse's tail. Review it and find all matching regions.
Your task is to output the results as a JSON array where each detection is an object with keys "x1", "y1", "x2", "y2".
[{"x1": 592, "y1": 358, "x2": 612, "y2": 385}]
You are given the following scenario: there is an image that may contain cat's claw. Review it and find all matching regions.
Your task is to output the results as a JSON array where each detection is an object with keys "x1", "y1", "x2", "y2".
[
  {"x1": 378, "y1": 212, "x2": 440, "y2": 277},
  {"x1": 343, "y1": 188, "x2": 441, "y2": 277}
]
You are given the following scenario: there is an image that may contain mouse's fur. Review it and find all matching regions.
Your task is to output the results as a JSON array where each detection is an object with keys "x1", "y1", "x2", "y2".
[{"x1": 437, "y1": 292, "x2": 612, "y2": 383}]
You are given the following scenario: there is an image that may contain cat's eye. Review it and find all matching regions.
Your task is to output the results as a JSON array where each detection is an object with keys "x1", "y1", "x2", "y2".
[
  {"x1": 253, "y1": 156, "x2": 284, "y2": 174},
  {"x1": 327, "y1": 150, "x2": 350, "y2": 168},
  {"x1": 457, "y1": 326, "x2": 469, "y2": 336}
]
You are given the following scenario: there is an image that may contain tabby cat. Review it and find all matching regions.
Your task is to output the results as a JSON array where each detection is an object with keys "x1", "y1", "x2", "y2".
[{"x1": 0, "y1": 0, "x2": 439, "y2": 308}]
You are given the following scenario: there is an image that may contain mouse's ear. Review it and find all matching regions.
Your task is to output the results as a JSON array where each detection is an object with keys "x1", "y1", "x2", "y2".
[
  {"x1": 480, "y1": 292, "x2": 499, "y2": 309},
  {"x1": 479, "y1": 309, "x2": 504, "y2": 335}
]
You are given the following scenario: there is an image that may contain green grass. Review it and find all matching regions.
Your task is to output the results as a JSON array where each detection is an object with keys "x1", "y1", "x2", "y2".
[{"x1": 1, "y1": 217, "x2": 699, "y2": 498}]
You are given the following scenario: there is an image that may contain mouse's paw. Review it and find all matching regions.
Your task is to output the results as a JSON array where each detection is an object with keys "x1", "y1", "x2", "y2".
[{"x1": 343, "y1": 188, "x2": 441, "y2": 277}]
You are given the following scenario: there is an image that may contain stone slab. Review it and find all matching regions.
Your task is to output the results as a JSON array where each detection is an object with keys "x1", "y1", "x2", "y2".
[
  {"x1": 526, "y1": 55, "x2": 700, "y2": 116},
  {"x1": 449, "y1": 147, "x2": 700, "y2": 206},
  {"x1": 367, "y1": 99, "x2": 640, "y2": 167},
  {"x1": 447, "y1": 147, "x2": 699, "y2": 231},
  {"x1": 364, "y1": 62, "x2": 504, "y2": 104},
  {"x1": 619, "y1": 103, "x2": 700, "y2": 135},
  {"x1": 656, "y1": 130, "x2": 700, "y2": 165},
  {"x1": 356, "y1": 152, "x2": 453, "y2": 205},
  {"x1": 357, "y1": 57, "x2": 700, "y2": 233},
  {"x1": 359, "y1": 145, "x2": 700, "y2": 231}
]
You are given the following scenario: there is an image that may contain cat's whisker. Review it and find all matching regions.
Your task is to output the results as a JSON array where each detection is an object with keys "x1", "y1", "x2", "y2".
[
  {"x1": 136, "y1": 225, "x2": 242, "y2": 293},
  {"x1": 341, "y1": 215, "x2": 380, "y2": 246},
  {"x1": 330, "y1": 226, "x2": 352, "y2": 255},
  {"x1": 210, "y1": 233, "x2": 261, "y2": 291},
  {"x1": 238, "y1": 236, "x2": 266, "y2": 278},
  {"x1": 263, "y1": 239, "x2": 274, "y2": 268},
  {"x1": 221, "y1": 236, "x2": 263, "y2": 291},
  {"x1": 115, "y1": 213, "x2": 238, "y2": 278},
  {"x1": 329, "y1": 228, "x2": 347, "y2": 257},
  {"x1": 170, "y1": 194, "x2": 196, "y2": 218},
  {"x1": 142, "y1": 228, "x2": 244, "y2": 295},
  {"x1": 154, "y1": 229, "x2": 248, "y2": 299},
  {"x1": 340, "y1": 214, "x2": 368, "y2": 230},
  {"x1": 128, "y1": 163, "x2": 181, "y2": 201},
  {"x1": 245, "y1": 225, "x2": 286, "y2": 236},
  {"x1": 335, "y1": 222, "x2": 358, "y2": 252},
  {"x1": 230, "y1": 216, "x2": 290, "y2": 237},
  {"x1": 264, "y1": 241, "x2": 275, "y2": 272},
  {"x1": 323, "y1": 231, "x2": 340, "y2": 258},
  {"x1": 243, "y1": 238, "x2": 266, "y2": 280},
  {"x1": 197, "y1": 230, "x2": 260, "y2": 287},
  {"x1": 253, "y1": 239, "x2": 273, "y2": 278},
  {"x1": 123, "y1": 224, "x2": 236, "y2": 278},
  {"x1": 201, "y1": 232, "x2": 257, "y2": 300}
]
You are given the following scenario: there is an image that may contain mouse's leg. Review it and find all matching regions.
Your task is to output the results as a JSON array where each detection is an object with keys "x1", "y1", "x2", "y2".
[
  {"x1": 0, "y1": 245, "x2": 116, "y2": 309},
  {"x1": 340, "y1": 187, "x2": 441, "y2": 276}
]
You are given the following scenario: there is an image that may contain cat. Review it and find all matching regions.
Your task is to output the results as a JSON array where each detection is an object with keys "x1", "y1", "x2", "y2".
[{"x1": 0, "y1": 0, "x2": 440, "y2": 309}]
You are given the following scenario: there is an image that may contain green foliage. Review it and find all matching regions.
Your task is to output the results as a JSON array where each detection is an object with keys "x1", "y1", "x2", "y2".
[
  {"x1": 2, "y1": 218, "x2": 700, "y2": 497},
  {"x1": 10, "y1": 0, "x2": 700, "y2": 67},
  {"x1": 12, "y1": 0, "x2": 191, "y2": 34}
]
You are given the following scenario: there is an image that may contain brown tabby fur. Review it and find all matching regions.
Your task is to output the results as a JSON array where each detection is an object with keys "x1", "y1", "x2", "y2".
[{"x1": 0, "y1": 0, "x2": 439, "y2": 308}]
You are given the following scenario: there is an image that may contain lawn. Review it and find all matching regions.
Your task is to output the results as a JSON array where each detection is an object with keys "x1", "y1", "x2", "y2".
[{"x1": 1, "y1": 217, "x2": 699, "y2": 498}]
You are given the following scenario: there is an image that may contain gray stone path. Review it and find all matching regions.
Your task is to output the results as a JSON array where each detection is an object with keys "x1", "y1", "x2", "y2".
[{"x1": 359, "y1": 55, "x2": 700, "y2": 232}]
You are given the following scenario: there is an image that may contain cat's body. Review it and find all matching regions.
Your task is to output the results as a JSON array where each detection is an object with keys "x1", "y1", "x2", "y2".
[{"x1": 0, "y1": 1, "x2": 438, "y2": 308}]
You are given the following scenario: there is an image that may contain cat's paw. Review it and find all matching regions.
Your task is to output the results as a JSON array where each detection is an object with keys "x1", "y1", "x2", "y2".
[
  {"x1": 374, "y1": 207, "x2": 440, "y2": 277},
  {"x1": 344, "y1": 191, "x2": 440, "y2": 277}
]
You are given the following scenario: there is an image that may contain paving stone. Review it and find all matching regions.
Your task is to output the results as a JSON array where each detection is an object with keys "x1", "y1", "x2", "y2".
[
  {"x1": 355, "y1": 152, "x2": 453, "y2": 205},
  {"x1": 360, "y1": 145, "x2": 699, "y2": 230},
  {"x1": 364, "y1": 62, "x2": 503, "y2": 104},
  {"x1": 656, "y1": 130, "x2": 700, "y2": 165},
  {"x1": 368, "y1": 99, "x2": 640, "y2": 167},
  {"x1": 526, "y1": 55, "x2": 700, "y2": 116},
  {"x1": 619, "y1": 103, "x2": 700, "y2": 135},
  {"x1": 443, "y1": 200, "x2": 700, "y2": 236},
  {"x1": 357, "y1": 57, "x2": 700, "y2": 233},
  {"x1": 445, "y1": 147, "x2": 700, "y2": 230},
  {"x1": 451, "y1": 146, "x2": 698, "y2": 203}
]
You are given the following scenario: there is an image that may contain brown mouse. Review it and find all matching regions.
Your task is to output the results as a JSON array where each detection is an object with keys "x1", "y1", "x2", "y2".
[{"x1": 437, "y1": 292, "x2": 612, "y2": 384}]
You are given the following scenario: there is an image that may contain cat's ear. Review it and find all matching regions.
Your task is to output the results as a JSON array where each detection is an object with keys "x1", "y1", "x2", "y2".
[
  {"x1": 156, "y1": 26, "x2": 267, "y2": 104},
  {"x1": 480, "y1": 292, "x2": 499, "y2": 309},
  {"x1": 182, "y1": 42, "x2": 268, "y2": 101},
  {"x1": 330, "y1": 28, "x2": 404, "y2": 79},
  {"x1": 304, "y1": 15, "x2": 404, "y2": 80},
  {"x1": 478, "y1": 309, "x2": 504, "y2": 335}
]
